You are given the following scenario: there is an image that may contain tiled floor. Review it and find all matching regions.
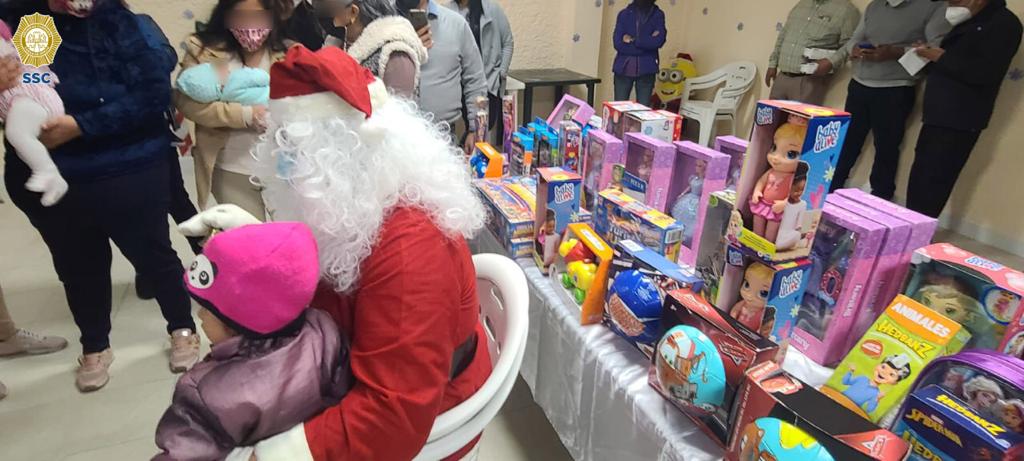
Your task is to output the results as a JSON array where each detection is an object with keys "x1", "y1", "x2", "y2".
[{"x1": 0, "y1": 160, "x2": 572, "y2": 461}]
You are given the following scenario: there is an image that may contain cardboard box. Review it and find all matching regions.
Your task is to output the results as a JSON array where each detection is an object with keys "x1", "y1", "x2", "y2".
[
  {"x1": 602, "y1": 101, "x2": 650, "y2": 139},
  {"x1": 502, "y1": 93, "x2": 517, "y2": 154},
  {"x1": 791, "y1": 202, "x2": 887, "y2": 366},
  {"x1": 624, "y1": 110, "x2": 677, "y2": 143},
  {"x1": 475, "y1": 176, "x2": 538, "y2": 254},
  {"x1": 558, "y1": 121, "x2": 583, "y2": 175},
  {"x1": 714, "y1": 135, "x2": 748, "y2": 192},
  {"x1": 622, "y1": 132, "x2": 678, "y2": 213},
  {"x1": 729, "y1": 362, "x2": 910, "y2": 461},
  {"x1": 894, "y1": 384, "x2": 1024, "y2": 461},
  {"x1": 671, "y1": 141, "x2": 730, "y2": 267},
  {"x1": 822, "y1": 295, "x2": 971, "y2": 423},
  {"x1": 905, "y1": 243, "x2": 1024, "y2": 353},
  {"x1": 548, "y1": 93, "x2": 595, "y2": 128},
  {"x1": 534, "y1": 168, "x2": 582, "y2": 274},
  {"x1": 651, "y1": 288, "x2": 777, "y2": 446},
  {"x1": 594, "y1": 188, "x2": 684, "y2": 261},
  {"x1": 469, "y1": 142, "x2": 504, "y2": 179},
  {"x1": 656, "y1": 109, "x2": 684, "y2": 141},
  {"x1": 605, "y1": 241, "x2": 703, "y2": 357},
  {"x1": 728, "y1": 101, "x2": 850, "y2": 263},
  {"x1": 695, "y1": 190, "x2": 736, "y2": 307},
  {"x1": 510, "y1": 128, "x2": 535, "y2": 177},
  {"x1": 551, "y1": 223, "x2": 613, "y2": 325},
  {"x1": 718, "y1": 244, "x2": 812, "y2": 343},
  {"x1": 582, "y1": 129, "x2": 624, "y2": 211},
  {"x1": 536, "y1": 124, "x2": 561, "y2": 169}
]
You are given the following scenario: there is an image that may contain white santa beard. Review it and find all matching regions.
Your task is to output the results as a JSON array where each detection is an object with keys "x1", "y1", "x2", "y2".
[{"x1": 252, "y1": 96, "x2": 486, "y2": 293}]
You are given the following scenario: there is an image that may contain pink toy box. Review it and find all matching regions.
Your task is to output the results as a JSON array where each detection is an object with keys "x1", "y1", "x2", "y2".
[
  {"x1": 670, "y1": 141, "x2": 729, "y2": 267},
  {"x1": 834, "y1": 188, "x2": 939, "y2": 308},
  {"x1": 602, "y1": 101, "x2": 650, "y2": 140},
  {"x1": 790, "y1": 202, "x2": 886, "y2": 366},
  {"x1": 727, "y1": 101, "x2": 850, "y2": 263},
  {"x1": 905, "y1": 243, "x2": 1024, "y2": 354},
  {"x1": 714, "y1": 135, "x2": 748, "y2": 192},
  {"x1": 583, "y1": 129, "x2": 624, "y2": 211},
  {"x1": 621, "y1": 132, "x2": 678, "y2": 214},
  {"x1": 624, "y1": 110, "x2": 676, "y2": 143},
  {"x1": 548, "y1": 94, "x2": 595, "y2": 128}
]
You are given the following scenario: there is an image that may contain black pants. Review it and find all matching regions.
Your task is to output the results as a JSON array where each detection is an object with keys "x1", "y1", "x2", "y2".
[
  {"x1": 166, "y1": 149, "x2": 202, "y2": 255},
  {"x1": 6, "y1": 158, "x2": 195, "y2": 353},
  {"x1": 906, "y1": 124, "x2": 982, "y2": 218},
  {"x1": 830, "y1": 80, "x2": 916, "y2": 200}
]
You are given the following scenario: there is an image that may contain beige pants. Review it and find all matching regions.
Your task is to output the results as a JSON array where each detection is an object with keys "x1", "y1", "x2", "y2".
[
  {"x1": 0, "y1": 284, "x2": 17, "y2": 341},
  {"x1": 769, "y1": 73, "x2": 833, "y2": 106},
  {"x1": 211, "y1": 168, "x2": 267, "y2": 221}
]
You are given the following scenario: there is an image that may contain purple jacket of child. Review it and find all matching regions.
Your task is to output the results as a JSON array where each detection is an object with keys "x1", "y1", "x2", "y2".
[
  {"x1": 154, "y1": 308, "x2": 350, "y2": 460},
  {"x1": 612, "y1": 2, "x2": 668, "y2": 77}
]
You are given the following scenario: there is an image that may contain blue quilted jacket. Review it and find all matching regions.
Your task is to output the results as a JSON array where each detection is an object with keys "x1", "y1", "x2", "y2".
[{"x1": 3, "y1": 2, "x2": 175, "y2": 181}]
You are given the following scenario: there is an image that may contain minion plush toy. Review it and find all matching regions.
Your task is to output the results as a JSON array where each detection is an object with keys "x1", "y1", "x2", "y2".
[{"x1": 650, "y1": 53, "x2": 697, "y2": 113}]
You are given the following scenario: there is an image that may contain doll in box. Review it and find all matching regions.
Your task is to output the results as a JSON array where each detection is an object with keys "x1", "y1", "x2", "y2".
[
  {"x1": 536, "y1": 210, "x2": 562, "y2": 274},
  {"x1": 671, "y1": 160, "x2": 707, "y2": 246},
  {"x1": 749, "y1": 122, "x2": 808, "y2": 243},
  {"x1": 635, "y1": 149, "x2": 655, "y2": 183},
  {"x1": 773, "y1": 166, "x2": 810, "y2": 252},
  {"x1": 729, "y1": 262, "x2": 772, "y2": 331}
]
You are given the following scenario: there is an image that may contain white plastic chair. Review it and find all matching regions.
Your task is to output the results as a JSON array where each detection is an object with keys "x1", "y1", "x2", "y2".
[
  {"x1": 413, "y1": 253, "x2": 530, "y2": 461},
  {"x1": 678, "y1": 61, "x2": 757, "y2": 146}
]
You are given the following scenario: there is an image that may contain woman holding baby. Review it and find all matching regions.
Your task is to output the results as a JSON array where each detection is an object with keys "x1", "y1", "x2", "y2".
[{"x1": 177, "y1": 0, "x2": 290, "y2": 219}]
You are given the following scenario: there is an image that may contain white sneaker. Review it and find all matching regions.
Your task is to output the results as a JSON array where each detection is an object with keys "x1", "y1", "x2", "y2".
[{"x1": 0, "y1": 329, "x2": 69, "y2": 357}]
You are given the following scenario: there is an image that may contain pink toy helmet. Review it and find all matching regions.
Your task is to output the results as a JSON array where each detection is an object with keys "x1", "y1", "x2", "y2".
[{"x1": 185, "y1": 222, "x2": 320, "y2": 338}]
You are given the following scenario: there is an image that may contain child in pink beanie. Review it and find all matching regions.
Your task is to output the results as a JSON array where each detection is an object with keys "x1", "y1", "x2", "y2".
[
  {"x1": 0, "y1": 20, "x2": 69, "y2": 206},
  {"x1": 154, "y1": 222, "x2": 350, "y2": 461}
]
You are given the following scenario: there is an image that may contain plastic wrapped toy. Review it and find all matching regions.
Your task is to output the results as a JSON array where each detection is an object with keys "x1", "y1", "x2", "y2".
[{"x1": 552, "y1": 223, "x2": 612, "y2": 324}]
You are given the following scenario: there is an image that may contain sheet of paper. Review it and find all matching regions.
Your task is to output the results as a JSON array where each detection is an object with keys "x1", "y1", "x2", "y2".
[{"x1": 899, "y1": 48, "x2": 930, "y2": 76}]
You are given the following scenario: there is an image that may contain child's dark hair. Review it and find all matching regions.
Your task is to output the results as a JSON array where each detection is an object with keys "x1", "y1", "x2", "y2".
[
  {"x1": 546, "y1": 209, "x2": 556, "y2": 223},
  {"x1": 196, "y1": 0, "x2": 289, "y2": 57},
  {"x1": 883, "y1": 355, "x2": 913, "y2": 381},
  {"x1": 794, "y1": 161, "x2": 810, "y2": 183}
]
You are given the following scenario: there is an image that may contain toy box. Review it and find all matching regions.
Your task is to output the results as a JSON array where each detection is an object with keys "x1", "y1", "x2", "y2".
[
  {"x1": 695, "y1": 190, "x2": 736, "y2": 306},
  {"x1": 905, "y1": 243, "x2": 1024, "y2": 353},
  {"x1": 791, "y1": 202, "x2": 886, "y2": 366},
  {"x1": 651, "y1": 288, "x2": 778, "y2": 446},
  {"x1": 624, "y1": 110, "x2": 676, "y2": 143},
  {"x1": 894, "y1": 384, "x2": 1024, "y2": 461},
  {"x1": 822, "y1": 295, "x2": 971, "y2": 423},
  {"x1": 729, "y1": 361, "x2": 910, "y2": 460},
  {"x1": 510, "y1": 128, "x2": 534, "y2": 177},
  {"x1": 502, "y1": 94, "x2": 516, "y2": 154},
  {"x1": 671, "y1": 141, "x2": 730, "y2": 267},
  {"x1": 714, "y1": 135, "x2": 748, "y2": 192},
  {"x1": 605, "y1": 241, "x2": 702, "y2": 357},
  {"x1": 534, "y1": 168, "x2": 582, "y2": 274},
  {"x1": 535, "y1": 124, "x2": 561, "y2": 169},
  {"x1": 558, "y1": 121, "x2": 583, "y2": 175},
  {"x1": 582, "y1": 129, "x2": 624, "y2": 210},
  {"x1": 621, "y1": 132, "x2": 678, "y2": 213},
  {"x1": 727, "y1": 101, "x2": 850, "y2": 263},
  {"x1": 717, "y1": 244, "x2": 812, "y2": 343},
  {"x1": 474, "y1": 176, "x2": 537, "y2": 251},
  {"x1": 594, "y1": 188, "x2": 684, "y2": 262},
  {"x1": 551, "y1": 223, "x2": 613, "y2": 325},
  {"x1": 834, "y1": 188, "x2": 939, "y2": 311},
  {"x1": 547, "y1": 93, "x2": 595, "y2": 128},
  {"x1": 656, "y1": 110, "x2": 684, "y2": 141},
  {"x1": 602, "y1": 101, "x2": 650, "y2": 140},
  {"x1": 469, "y1": 142, "x2": 504, "y2": 179}
]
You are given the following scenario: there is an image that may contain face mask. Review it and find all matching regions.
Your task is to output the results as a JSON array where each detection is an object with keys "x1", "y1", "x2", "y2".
[
  {"x1": 56, "y1": 0, "x2": 97, "y2": 18},
  {"x1": 230, "y1": 27, "x2": 272, "y2": 52},
  {"x1": 946, "y1": 6, "x2": 973, "y2": 26},
  {"x1": 886, "y1": 0, "x2": 905, "y2": 6}
]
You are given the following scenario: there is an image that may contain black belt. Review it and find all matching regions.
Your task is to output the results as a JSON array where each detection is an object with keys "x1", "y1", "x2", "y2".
[
  {"x1": 782, "y1": 72, "x2": 806, "y2": 77},
  {"x1": 449, "y1": 332, "x2": 479, "y2": 380}
]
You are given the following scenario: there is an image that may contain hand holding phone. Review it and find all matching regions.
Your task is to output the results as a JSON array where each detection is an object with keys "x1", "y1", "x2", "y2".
[{"x1": 409, "y1": 9, "x2": 429, "y2": 31}]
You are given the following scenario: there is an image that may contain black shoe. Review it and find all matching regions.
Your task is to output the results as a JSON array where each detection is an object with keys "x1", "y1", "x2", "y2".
[{"x1": 135, "y1": 274, "x2": 156, "y2": 300}]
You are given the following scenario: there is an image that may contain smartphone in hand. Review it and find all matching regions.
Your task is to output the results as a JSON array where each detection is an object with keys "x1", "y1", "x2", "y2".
[{"x1": 409, "y1": 9, "x2": 429, "y2": 31}]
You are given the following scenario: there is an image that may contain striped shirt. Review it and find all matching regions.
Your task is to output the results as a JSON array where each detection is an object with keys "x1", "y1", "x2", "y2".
[{"x1": 769, "y1": 0, "x2": 861, "y2": 74}]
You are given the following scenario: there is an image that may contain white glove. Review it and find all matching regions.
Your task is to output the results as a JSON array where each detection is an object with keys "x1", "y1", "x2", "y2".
[
  {"x1": 179, "y1": 204, "x2": 262, "y2": 237},
  {"x1": 25, "y1": 167, "x2": 69, "y2": 207}
]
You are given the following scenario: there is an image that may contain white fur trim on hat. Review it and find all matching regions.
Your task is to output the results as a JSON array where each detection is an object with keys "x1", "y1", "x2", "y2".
[{"x1": 270, "y1": 78, "x2": 390, "y2": 123}]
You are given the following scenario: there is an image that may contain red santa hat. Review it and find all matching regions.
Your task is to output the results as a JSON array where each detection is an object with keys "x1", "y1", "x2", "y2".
[{"x1": 269, "y1": 45, "x2": 390, "y2": 123}]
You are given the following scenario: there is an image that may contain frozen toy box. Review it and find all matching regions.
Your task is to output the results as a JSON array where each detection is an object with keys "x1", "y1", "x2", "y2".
[
  {"x1": 670, "y1": 141, "x2": 729, "y2": 267},
  {"x1": 714, "y1": 135, "x2": 748, "y2": 192},
  {"x1": 727, "y1": 101, "x2": 850, "y2": 263}
]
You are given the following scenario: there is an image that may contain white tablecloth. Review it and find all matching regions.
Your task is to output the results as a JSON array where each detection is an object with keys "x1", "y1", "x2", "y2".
[{"x1": 471, "y1": 232, "x2": 724, "y2": 461}]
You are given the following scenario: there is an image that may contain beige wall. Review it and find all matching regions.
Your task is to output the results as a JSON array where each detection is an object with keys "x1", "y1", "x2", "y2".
[{"x1": 593, "y1": 0, "x2": 1024, "y2": 256}]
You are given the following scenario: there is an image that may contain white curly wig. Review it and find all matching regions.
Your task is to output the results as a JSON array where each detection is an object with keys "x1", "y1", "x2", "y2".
[{"x1": 252, "y1": 95, "x2": 486, "y2": 293}]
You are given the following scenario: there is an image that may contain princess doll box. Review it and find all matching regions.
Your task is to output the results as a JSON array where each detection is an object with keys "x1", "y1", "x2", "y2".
[
  {"x1": 547, "y1": 93, "x2": 595, "y2": 128},
  {"x1": 727, "y1": 100, "x2": 851, "y2": 264},
  {"x1": 671, "y1": 141, "x2": 729, "y2": 267},
  {"x1": 582, "y1": 129, "x2": 624, "y2": 210},
  {"x1": 791, "y1": 202, "x2": 887, "y2": 367},
  {"x1": 714, "y1": 135, "x2": 748, "y2": 192},
  {"x1": 906, "y1": 243, "x2": 1024, "y2": 354},
  {"x1": 650, "y1": 288, "x2": 777, "y2": 446}
]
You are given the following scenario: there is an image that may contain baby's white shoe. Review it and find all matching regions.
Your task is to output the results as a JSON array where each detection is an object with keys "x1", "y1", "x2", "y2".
[{"x1": 25, "y1": 168, "x2": 69, "y2": 207}]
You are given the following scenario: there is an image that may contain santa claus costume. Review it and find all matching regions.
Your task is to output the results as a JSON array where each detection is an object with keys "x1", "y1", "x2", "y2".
[{"x1": 182, "y1": 45, "x2": 490, "y2": 461}]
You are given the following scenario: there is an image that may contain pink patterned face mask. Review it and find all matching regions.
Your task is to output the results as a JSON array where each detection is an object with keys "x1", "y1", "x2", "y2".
[
  {"x1": 55, "y1": 0, "x2": 97, "y2": 17},
  {"x1": 230, "y1": 28, "x2": 272, "y2": 52}
]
